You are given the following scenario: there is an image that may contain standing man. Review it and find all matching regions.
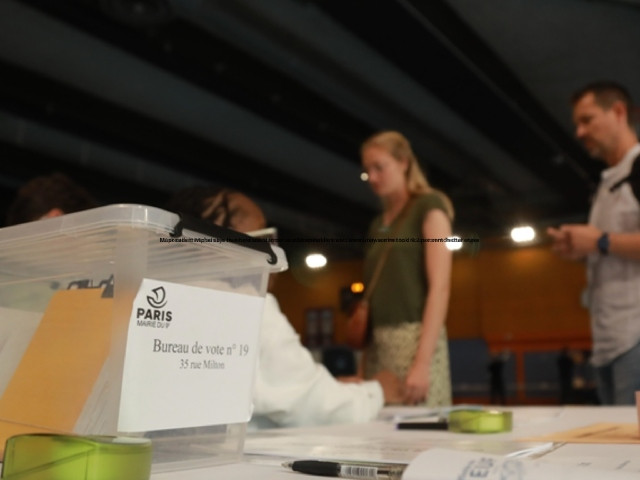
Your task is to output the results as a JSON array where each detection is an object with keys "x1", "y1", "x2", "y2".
[{"x1": 548, "y1": 81, "x2": 640, "y2": 405}]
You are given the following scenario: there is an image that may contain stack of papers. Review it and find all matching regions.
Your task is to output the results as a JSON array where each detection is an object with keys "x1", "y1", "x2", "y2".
[{"x1": 403, "y1": 448, "x2": 640, "y2": 479}]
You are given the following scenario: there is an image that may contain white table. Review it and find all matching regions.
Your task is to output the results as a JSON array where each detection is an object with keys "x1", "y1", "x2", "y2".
[{"x1": 151, "y1": 406, "x2": 639, "y2": 479}]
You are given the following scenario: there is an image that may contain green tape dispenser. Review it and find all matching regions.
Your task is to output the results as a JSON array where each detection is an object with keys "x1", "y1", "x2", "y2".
[
  {"x1": 447, "y1": 409, "x2": 513, "y2": 433},
  {"x1": 1, "y1": 434, "x2": 152, "y2": 480}
]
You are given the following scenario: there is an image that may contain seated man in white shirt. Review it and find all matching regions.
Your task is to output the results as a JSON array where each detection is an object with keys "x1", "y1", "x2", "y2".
[{"x1": 167, "y1": 186, "x2": 402, "y2": 428}]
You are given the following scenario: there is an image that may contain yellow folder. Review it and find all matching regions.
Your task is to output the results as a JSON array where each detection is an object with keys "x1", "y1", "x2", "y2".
[{"x1": 0, "y1": 288, "x2": 113, "y2": 452}]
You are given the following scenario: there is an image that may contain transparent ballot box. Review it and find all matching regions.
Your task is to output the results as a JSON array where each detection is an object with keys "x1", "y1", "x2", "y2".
[{"x1": 0, "y1": 204, "x2": 287, "y2": 472}]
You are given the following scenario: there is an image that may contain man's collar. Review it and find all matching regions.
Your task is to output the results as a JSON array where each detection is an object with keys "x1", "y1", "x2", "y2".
[{"x1": 601, "y1": 143, "x2": 640, "y2": 180}]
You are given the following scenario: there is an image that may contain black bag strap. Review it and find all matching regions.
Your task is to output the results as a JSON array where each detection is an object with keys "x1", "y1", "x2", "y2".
[{"x1": 608, "y1": 152, "x2": 640, "y2": 203}]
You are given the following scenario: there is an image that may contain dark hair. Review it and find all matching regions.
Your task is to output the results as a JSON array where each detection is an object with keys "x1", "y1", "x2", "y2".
[
  {"x1": 5, "y1": 173, "x2": 98, "y2": 226},
  {"x1": 571, "y1": 81, "x2": 634, "y2": 125},
  {"x1": 166, "y1": 185, "x2": 234, "y2": 228}
]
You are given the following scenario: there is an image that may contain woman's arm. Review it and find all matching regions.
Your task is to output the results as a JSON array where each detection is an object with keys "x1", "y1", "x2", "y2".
[{"x1": 403, "y1": 208, "x2": 452, "y2": 404}]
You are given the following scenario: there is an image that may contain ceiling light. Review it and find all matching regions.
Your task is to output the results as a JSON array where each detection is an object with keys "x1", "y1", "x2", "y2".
[
  {"x1": 510, "y1": 226, "x2": 536, "y2": 243},
  {"x1": 305, "y1": 253, "x2": 327, "y2": 269},
  {"x1": 360, "y1": 172, "x2": 369, "y2": 181},
  {"x1": 445, "y1": 236, "x2": 463, "y2": 251}
]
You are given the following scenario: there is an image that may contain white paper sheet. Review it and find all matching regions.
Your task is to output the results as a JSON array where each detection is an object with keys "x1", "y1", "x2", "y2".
[
  {"x1": 0, "y1": 307, "x2": 41, "y2": 395},
  {"x1": 403, "y1": 448, "x2": 640, "y2": 480},
  {"x1": 118, "y1": 278, "x2": 264, "y2": 432}
]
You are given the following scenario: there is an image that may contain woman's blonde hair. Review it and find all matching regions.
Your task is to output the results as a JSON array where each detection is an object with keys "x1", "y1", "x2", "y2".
[{"x1": 361, "y1": 130, "x2": 454, "y2": 219}]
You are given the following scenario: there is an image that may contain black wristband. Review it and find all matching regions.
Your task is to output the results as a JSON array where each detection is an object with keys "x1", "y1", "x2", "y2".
[{"x1": 597, "y1": 232, "x2": 610, "y2": 255}]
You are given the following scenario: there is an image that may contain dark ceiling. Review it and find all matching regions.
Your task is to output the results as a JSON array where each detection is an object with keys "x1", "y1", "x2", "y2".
[{"x1": 1, "y1": 0, "x2": 639, "y2": 262}]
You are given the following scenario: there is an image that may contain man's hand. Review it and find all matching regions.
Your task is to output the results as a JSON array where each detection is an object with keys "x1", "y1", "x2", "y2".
[
  {"x1": 547, "y1": 226, "x2": 573, "y2": 257},
  {"x1": 547, "y1": 224, "x2": 601, "y2": 260}
]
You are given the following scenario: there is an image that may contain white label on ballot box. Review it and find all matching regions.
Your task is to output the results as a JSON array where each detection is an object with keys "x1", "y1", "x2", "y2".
[{"x1": 118, "y1": 278, "x2": 264, "y2": 432}]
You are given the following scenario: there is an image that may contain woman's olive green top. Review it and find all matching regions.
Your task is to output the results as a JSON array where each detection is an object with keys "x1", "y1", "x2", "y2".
[{"x1": 364, "y1": 193, "x2": 449, "y2": 328}]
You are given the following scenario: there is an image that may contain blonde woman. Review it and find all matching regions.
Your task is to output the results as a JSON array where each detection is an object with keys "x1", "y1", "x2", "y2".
[{"x1": 361, "y1": 131, "x2": 453, "y2": 406}]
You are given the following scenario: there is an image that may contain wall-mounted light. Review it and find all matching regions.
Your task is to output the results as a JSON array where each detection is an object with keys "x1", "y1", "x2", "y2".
[
  {"x1": 305, "y1": 253, "x2": 327, "y2": 269},
  {"x1": 510, "y1": 226, "x2": 536, "y2": 243},
  {"x1": 360, "y1": 172, "x2": 369, "y2": 182},
  {"x1": 445, "y1": 236, "x2": 463, "y2": 251},
  {"x1": 350, "y1": 282, "x2": 364, "y2": 293}
]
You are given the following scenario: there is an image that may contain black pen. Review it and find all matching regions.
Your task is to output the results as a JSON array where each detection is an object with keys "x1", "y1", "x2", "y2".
[{"x1": 282, "y1": 460, "x2": 406, "y2": 479}]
